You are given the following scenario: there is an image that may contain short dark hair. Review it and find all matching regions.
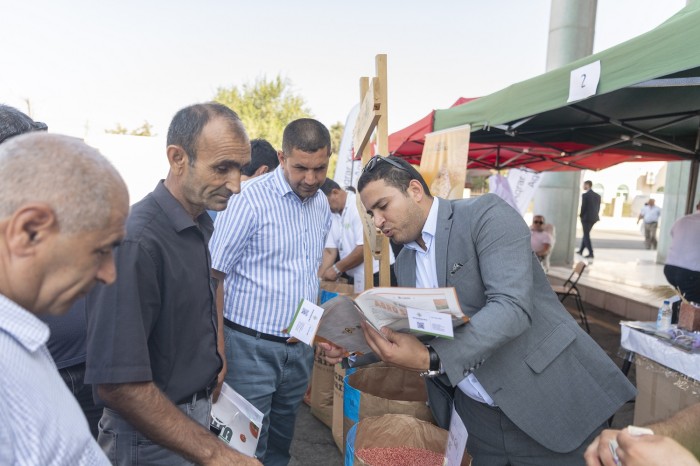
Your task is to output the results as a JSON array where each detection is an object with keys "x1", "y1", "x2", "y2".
[
  {"x1": 0, "y1": 104, "x2": 48, "y2": 144},
  {"x1": 357, "y1": 155, "x2": 431, "y2": 197},
  {"x1": 242, "y1": 138, "x2": 279, "y2": 177},
  {"x1": 167, "y1": 102, "x2": 245, "y2": 166},
  {"x1": 320, "y1": 178, "x2": 341, "y2": 196},
  {"x1": 584, "y1": 180, "x2": 593, "y2": 188},
  {"x1": 282, "y1": 118, "x2": 330, "y2": 156}
]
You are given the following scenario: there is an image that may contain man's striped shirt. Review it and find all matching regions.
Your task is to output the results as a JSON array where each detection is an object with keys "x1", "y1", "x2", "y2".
[{"x1": 210, "y1": 166, "x2": 331, "y2": 336}]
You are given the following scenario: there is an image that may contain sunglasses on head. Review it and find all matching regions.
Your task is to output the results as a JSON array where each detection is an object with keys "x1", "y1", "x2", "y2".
[{"x1": 362, "y1": 155, "x2": 410, "y2": 174}]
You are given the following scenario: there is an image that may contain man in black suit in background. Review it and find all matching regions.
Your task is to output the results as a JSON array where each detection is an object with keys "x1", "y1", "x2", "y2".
[{"x1": 578, "y1": 180, "x2": 601, "y2": 258}]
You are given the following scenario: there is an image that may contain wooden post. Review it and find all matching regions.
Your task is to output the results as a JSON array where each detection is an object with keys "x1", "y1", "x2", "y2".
[{"x1": 353, "y1": 54, "x2": 392, "y2": 289}]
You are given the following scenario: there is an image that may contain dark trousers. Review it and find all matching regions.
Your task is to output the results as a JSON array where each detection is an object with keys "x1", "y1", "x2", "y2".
[
  {"x1": 579, "y1": 221, "x2": 595, "y2": 256},
  {"x1": 455, "y1": 391, "x2": 603, "y2": 466},
  {"x1": 59, "y1": 362, "x2": 102, "y2": 439},
  {"x1": 664, "y1": 264, "x2": 700, "y2": 303}
]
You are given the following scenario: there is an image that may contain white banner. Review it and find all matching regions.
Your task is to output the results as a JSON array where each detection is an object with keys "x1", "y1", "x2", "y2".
[
  {"x1": 507, "y1": 168, "x2": 543, "y2": 215},
  {"x1": 488, "y1": 168, "x2": 543, "y2": 215},
  {"x1": 488, "y1": 173, "x2": 517, "y2": 211},
  {"x1": 332, "y1": 104, "x2": 363, "y2": 189}
]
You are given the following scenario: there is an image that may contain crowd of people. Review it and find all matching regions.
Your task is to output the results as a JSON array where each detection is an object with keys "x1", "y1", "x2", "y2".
[{"x1": 1, "y1": 102, "x2": 698, "y2": 466}]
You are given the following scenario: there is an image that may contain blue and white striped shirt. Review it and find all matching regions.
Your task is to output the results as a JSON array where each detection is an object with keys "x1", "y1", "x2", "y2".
[
  {"x1": 0, "y1": 293, "x2": 108, "y2": 465},
  {"x1": 210, "y1": 166, "x2": 331, "y2": 336}
]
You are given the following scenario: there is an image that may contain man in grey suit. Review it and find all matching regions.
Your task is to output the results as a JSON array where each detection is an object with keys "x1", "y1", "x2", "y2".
[
  {"x1": 322, "y1": 156, "x2": 635, "y2": 465},
  {"x1": 578, "y1": 180, "x2": 601, "y2": 258}
]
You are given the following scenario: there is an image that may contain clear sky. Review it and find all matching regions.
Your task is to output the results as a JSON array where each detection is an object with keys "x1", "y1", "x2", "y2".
[{"x1": 0, "y1": 0, "x2": 687, "y2": 139}]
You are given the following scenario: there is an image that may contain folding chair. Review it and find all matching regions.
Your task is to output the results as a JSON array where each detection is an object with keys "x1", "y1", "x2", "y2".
[{"x1": 552, "y1": 261, "x2": 590, "y2": 333}]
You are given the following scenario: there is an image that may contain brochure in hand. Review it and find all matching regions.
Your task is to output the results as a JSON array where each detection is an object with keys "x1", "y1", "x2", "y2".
[
  {"x1": 287, "y1": 287, "x2": 469, "y2": 355},
  {"x1": 210, "y1": 383, "x2": 264, "y2": 457}
]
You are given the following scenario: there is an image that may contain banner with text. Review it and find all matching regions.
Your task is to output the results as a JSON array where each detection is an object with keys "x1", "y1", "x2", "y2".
[{"x1": 332, "y1": 104, "x2": 363, "y2": 190}]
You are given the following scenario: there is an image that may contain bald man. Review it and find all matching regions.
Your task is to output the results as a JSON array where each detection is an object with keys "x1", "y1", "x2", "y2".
[{"x1": 0, "y1": 132, "x2": 129, "y2": 465}]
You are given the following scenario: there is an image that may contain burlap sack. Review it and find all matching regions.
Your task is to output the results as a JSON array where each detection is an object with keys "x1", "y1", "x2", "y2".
[
  {"x1": 343, "y1": 366, "x2": 434, "y2": 452},
  {"x1": 309, "y1": 352, "x2": 335, "y2": 428},
  {"x1": 345, "y1": 414, "x2": 471, "y2": 466}
]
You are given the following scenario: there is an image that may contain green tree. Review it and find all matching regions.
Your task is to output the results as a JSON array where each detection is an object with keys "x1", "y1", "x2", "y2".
[
  {"x1": 105, "y1": 121, "x2": 155, "y2": 137},
  {"x1": 329, "y1": 121, "x2": 344, "y2": 156},
  {"x1": 130, "y1": 121, "x2": 154, "y2": 137},
  {"x1": 326, "y1": 122, "x2": 345, "y2": 180},
  {"x1": 105, "y1": 123, "x2": 128, "y2": 135},
  {"x1": 213, "y1": 75, "x2": 312, "y2": 149}
]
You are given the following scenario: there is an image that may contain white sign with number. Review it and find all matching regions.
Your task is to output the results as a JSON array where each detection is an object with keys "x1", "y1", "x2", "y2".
[{"x1": 567, "y1": 60, "x2": 601, "y2": 103}]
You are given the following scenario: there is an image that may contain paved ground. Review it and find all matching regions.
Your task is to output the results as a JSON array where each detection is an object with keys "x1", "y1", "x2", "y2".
[{"x1": 288, "y1": 299, "x2": 636, "y2": 465}]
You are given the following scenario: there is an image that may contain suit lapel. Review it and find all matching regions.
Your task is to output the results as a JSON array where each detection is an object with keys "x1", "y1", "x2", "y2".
[
  {"x1": 435, "y1": 198, "x2": 454, "y2": 287},
  {"x1": 398, "y1": 248, "x2": 417, "y2": 286}
]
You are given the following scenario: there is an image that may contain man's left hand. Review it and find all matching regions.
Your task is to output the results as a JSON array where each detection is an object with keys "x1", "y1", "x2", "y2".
[
  {"x1": 360, "y1": 321, "x2": 430, "y2": 371},
  {"x1": 320, "y1": 267, "x2": 339, "y2": 281}
]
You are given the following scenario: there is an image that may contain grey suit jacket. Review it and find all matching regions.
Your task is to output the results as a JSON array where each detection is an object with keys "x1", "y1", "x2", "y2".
[{"x1": 396, "y1": 194, "x2": 635, "y2": 453}]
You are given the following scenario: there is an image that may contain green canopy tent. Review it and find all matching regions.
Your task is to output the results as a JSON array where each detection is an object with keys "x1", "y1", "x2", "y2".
[{"x1": 433, "y1": 2, "x2": 700, "y2": 209}]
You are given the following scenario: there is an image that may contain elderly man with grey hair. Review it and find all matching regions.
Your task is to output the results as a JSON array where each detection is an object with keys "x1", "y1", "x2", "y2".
[
  {"x1": 0, "y1": 104, "x2": 104, "y2": 439},
  {"x1": 0, "y1": 132, "x2": 129, "y2": 465}
]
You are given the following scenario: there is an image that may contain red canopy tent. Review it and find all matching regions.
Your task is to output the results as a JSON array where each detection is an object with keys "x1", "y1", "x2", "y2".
[
  {"x1": 389, "y1": 98, "x2": 684, "y2": 172},
  {"x1": 389, "y1": 97, "x2": 474, "y2": 160}
]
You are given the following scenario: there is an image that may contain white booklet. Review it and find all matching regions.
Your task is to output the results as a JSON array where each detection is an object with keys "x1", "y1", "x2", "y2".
[
  {"x1": 287, "y1": 287, "x2": 469, "y2": 355},
  {"x1": 210, "y1": 383, "x2": 264, "y2": 458}
]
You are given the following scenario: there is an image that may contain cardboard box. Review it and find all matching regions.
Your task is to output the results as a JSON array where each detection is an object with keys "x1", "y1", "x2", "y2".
[
  {"x1": 633, "y1": 355, "x2": 700, "y2": 425},
  {"x1": 678, "y1": 301, "x2": 700, "y2": 332}
]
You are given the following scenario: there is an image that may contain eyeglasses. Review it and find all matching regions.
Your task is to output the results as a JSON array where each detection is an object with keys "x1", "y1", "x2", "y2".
[
  {"x1": 533, "y1": 220, "x2": 544, "y2": 224},
  {"x1": 362, "y1": 155, "x2": 410, "y2": 174}
]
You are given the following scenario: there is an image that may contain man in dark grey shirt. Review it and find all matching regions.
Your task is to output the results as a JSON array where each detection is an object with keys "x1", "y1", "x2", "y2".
[{"x1": 85, "y1": 103, "x2": 260, "y2": 465}]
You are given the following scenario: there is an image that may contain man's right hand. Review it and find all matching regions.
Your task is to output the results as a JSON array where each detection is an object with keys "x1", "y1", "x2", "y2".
[
  {"x1": 317, "y1": 342, "x2": 346, "y2": 365},
  {"x1": 615, "y1": 431, "x2": 699, "y2": 466},
  {"x1": 584, "y1": 429, "x2": 622, "y2": 466}
]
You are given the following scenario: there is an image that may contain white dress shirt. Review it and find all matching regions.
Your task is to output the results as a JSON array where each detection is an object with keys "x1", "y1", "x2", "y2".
[{"x1": 404, "y1": 198, "x2": 496, "y2": 406}]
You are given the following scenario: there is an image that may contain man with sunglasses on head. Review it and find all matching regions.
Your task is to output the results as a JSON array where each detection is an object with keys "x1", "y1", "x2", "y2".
[{"x1": 321, "y1": 155, "x2": 635, "y2": 465}]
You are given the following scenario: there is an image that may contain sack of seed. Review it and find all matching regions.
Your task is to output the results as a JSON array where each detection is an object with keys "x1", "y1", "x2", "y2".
[{"x1": 345, "y1": 414, "x2": 450, "y2": 466}]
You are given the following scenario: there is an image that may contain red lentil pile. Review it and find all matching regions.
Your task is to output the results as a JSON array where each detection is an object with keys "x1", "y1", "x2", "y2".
[{"x1": 356, "y1": 446, "x2": 444, "y2": 466}]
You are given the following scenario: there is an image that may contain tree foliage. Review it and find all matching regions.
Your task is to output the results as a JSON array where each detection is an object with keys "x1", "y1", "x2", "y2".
[
  {"x1": 326, "y1": 121, "x2": 345, "y2": 180},
  {"x1": 105, "y1": 121, "x2": 155, "y2": 137},
  {"x1": 329, "y1": 121, "x2": 344, "y2": 156},
  {"x1": 213, "y1": 75, "x2": 312, "y2": 150}
]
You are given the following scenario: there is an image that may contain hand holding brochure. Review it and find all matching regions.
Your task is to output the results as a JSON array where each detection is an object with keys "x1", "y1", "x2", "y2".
[
  {"x1": 210, "y1": 383, "x2": 263, "y2": 457},
  {"x1": 287, "y1": 287, "x2": 469, "y2": 355}
]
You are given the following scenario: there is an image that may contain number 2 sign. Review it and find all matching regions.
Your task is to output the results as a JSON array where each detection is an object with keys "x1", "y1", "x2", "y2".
[{"x1": 567, "y1": 60, "x2": 601, "y2": 102}]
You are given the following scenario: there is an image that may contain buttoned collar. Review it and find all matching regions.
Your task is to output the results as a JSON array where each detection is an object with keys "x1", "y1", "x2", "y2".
[{"x1": 152, "y1": 180, "x2": 213, "y2": 234}]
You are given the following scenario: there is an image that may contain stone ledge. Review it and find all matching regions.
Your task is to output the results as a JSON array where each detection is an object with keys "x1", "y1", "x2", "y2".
[{"x1": 547, "y1": 268, "x2": 674, "y2": 321}]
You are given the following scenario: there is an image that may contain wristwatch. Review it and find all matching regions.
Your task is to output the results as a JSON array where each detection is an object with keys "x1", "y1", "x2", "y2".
[
  {"x1": 332, "y1": 264, "x2": 342, "y2": 277},
  {"x1": 419, "y1": 345, "x2": 442, "y2": 378}
]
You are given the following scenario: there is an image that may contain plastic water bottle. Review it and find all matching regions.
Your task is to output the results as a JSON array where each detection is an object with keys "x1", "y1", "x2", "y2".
[{"x1": 656, "y1": 300, "x2": 672, "y2": 331}]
